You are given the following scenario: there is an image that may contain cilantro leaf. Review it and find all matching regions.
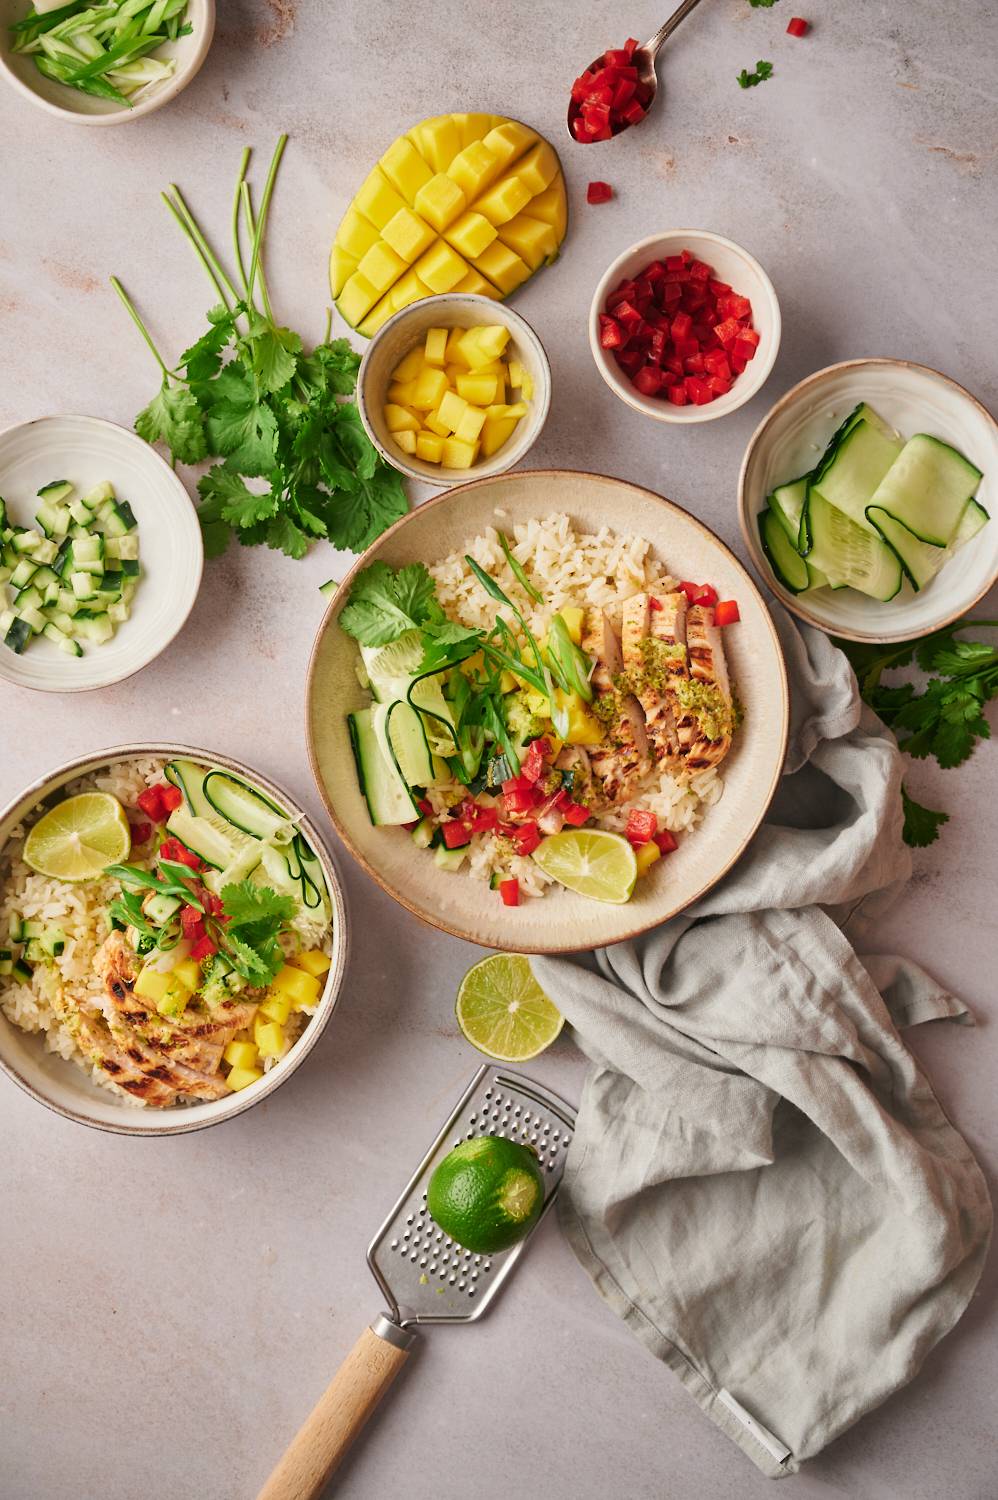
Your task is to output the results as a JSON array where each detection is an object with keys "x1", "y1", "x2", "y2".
[
  {"x1": 247, "y1": 322, "x2": 301, "y2": 395},
  {"x1": 198, "y1": 465, "x2": 278, "y2": 528},
  {"x1": 180, "y1": 304, "x2": 238, "y2": 384},
  {"x1": 265, "y1": 512, "x2": 310, "y2": 558},
  {"x1": 339, "y1": 560, "x2": 438, "y2": 645},
  {"x1": 901, "y1": 787, "x2": 949, "y2": 848},
  {"x1": 220, "y1": 881, "x2": 297, "y2": 928},
  {"x1": 135, "y1": 379, "x2": 207, "y2": 465},
  {"x1": 324, "y1": 468, "x2": 409, "y2": 554},
  {"x1": 206, "y1": 390, "x2": 279, "y2": 476},
  {"x1": 737, "y1": 59, "x2": 775, "y2": 87},
  {"x1": 217, "y1": 881, "x2": 297, "y2": 986},
  {"x1": 748, "y1": 0, "x2": 778, "y2": 6}
]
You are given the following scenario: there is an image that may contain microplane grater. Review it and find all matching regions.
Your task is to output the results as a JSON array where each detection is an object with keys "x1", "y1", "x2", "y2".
[{"x1": 256, "y1": 1065, "x2": 577, "y2": 1500}]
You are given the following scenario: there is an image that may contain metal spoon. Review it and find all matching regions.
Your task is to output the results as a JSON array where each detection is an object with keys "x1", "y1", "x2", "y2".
[{"x1": 567, "y1": 0, "x2": 707, "y2": 142}]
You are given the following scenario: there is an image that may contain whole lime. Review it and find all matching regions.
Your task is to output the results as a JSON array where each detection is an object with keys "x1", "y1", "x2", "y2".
[{"x1": 426, "y1": 1134, "x2": 546, "y2": 1254}]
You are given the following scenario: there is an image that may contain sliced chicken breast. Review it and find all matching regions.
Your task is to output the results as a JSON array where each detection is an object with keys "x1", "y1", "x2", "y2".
[
  {"x1": 582, "y1": 608, "x2": 650, "y2": 805},
  {"x1": 621, "y1": 592, "x2": 688, "y2": 770},
  {"x1": 680, "y1": 604, "x2": 735, "y2": 772}
]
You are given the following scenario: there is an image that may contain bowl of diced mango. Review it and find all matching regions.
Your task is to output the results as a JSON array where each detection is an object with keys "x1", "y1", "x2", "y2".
[{"x1": 356, "y1": 293, "x2": 552, "y2": 485}]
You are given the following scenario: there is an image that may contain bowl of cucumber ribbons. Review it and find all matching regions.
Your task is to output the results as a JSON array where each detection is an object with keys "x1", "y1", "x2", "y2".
[{"x1": 739, "y1": 359, "x2": 998, "y2": 643}]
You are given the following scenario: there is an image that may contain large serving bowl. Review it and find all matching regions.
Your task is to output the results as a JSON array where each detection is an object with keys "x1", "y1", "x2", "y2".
[
  {"x1": 0, "y1": 744, "x2": 348, "y2": 1136},
  {"x1": 738, "y1": 359, "x2": 998, "y2": 643},
  {"x1": 306, "y1": 470, "x2": 788, "y2": 953}
]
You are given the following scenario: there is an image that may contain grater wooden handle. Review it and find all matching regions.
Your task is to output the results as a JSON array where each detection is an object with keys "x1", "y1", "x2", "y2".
[{"x1": 256, "y1": 1320, "x2": 414, "y2": 1500}]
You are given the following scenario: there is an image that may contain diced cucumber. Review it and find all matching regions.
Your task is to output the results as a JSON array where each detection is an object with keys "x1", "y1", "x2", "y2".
[
  {"x1": 107, "y1": 599, "x2": 129, "y2": 624},
  {"x1": 11, "y1": 959, "x2": 33, "y2": 984},
  {"x1": 9, "y1": 557, "x2": 37, "y2": 589},
  {"x1": 20, "y1": 604, "x2": 46, "y2": 633},
  {"x1": 119, "y1": 558, "x2": 141, "y2": 577},
  {"x1": 36, "y1": 499, "x2": 71, "y2": 537},
  {"x1": 42, "y1": 621, "x2": 69, "y2": 648},
  {"x1": 37, "y1": 480, "x2": 74, "y2": 506},
  {"x1": 75, "y1": 612, "x2": 114, "y2": 644},
  {"x1": 58, "y1": 637, "x2": 83, "y2": 657},
  {"x1": 68, "y1": 497, "x2": 92, "y2": 526},
  {"x1": 0, "y1": 953, "x2": 11, "y2": 977},
  {"x1": 347, "y1": 708, "x2": 418, "y2": 826},
  {"x1": 759, "y1": 508, "x2": 810, "y2": 593},
  {"x1": 70, "y1": 571, "x2": 97, "y2": 600},
  {"x1": 12, "y1": 529, "x2": 41, "y2": 554},
  {"x1": 804, "y1": 488, "x2": 903, "y2": 601},
  {"x1": 47, "y1": 610, "x2": 76, "y2": 633},
  {"x1": 319, "y1": 579, "x2": 337, "y2": 597},
  {"x1": 21, "y1": 921, "x2": 44, "y2": 939},
  {"x1": 105, "y1": 534, "x2": 139, "y2": 561},
  {"x1": 434, "y1": 844, "x2": 467, "y2": 872},
  {"x1": 28, "y1": 537, "x2": 58, "y2": 565},
  {"x1": 99, "y1": 498, "x2": 137, "y2": 535},
  {"x1": 40, "y1": 926, "x2": 66, "y2": 957},
  {"x1": 81, "y1": 481, "x2": 113, "y2": 509},
  {"x1": 15, "y1": 585, "x2": 42, "y2": 611},
  {"x1": 7, "y1": 916, "x2": 24, "y2": 943},
  {"x1": 410, "y1": 817, "x2": 436, "y2": 849},
  {"x1": 864, "y1": 434, "x2": 983, "y2": 547},
  {"x1": 51, "y1": 538, "x2": 73, "y2": 577},
  {"x1": 806, "y1": 404, "x2": 904, "y2": 537},
  {"x1": 144, "y1": 893, "x2": 182, "y2": 925},
  {"x1": 56, "y1": 589, "x2": 79, "y2": 616},
  {"x1": 0, "y1": 609, "x2": 13, "y2": 634},
  {"x1": 3, "y1": 617, "x2": 30, "y2": 653}
]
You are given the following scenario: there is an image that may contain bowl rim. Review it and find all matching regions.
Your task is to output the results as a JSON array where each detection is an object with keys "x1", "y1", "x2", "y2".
[
  {"x1": 0, "y1": 0, "x2": 215, "y2": 125},
  {"x1": 737, "y1": 356, "x2": 998, "y2": 644},
  {"x1": 588, "y1": 228, "x2": 782, "y2": 425},
  {"x1": 0, "y1": 741, "x2": 349, "y2": 1136},
  {"x1": 356, "y1": 293, "x2": 553, "y2": 487},
  {"x1": 0, "y1": 412, "x2": 204, "y2": 694},
  {"x1": 305, "y1": 466, "x2": 789, "y2": 952}
]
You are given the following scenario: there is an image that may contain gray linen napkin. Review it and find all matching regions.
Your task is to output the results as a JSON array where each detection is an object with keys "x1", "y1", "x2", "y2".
[{"x1": 532, "y1": 608, "x2": 992, "y2": 1479}]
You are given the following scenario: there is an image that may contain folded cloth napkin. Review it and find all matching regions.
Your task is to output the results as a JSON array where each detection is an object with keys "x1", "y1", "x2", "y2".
[{"x1": 532, "y1": 608, "x2": 992, "y2": 1479}]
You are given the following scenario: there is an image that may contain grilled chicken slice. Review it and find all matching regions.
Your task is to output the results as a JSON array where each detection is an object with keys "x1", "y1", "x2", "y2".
[
  {"x1": 72, "y1": 1012, "x2": 180, "y2": 1106},
  {"x1": 621, "y1": 592, "x2": 689, "y2": 770},
  {"x1": 103, "y1": 1018, "x2": 232, "y2": 1102},
  {"x1": 582, "y1": 608, "x2": 650, "y2": 805},
  {"x1": 682, "y1": 604, "x2": 734, "y2": 772}
]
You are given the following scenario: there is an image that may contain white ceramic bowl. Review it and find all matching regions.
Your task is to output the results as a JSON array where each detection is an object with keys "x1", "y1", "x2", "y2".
[
  {"x1": 0, "y1": 0, "x2": 214, "y2": 124},
  {"x1": 0, "y1": 414, "x2": 203, "y2": 692},
  {"x1": 356, "y1": 293, "x2": 552, "y2": 487},
  {"x1": 0, "y1": 744, "x2": 349, "y2": 1135},
  {"x1": 306, "y1": 469, "x2": 789, "y2": 954},
  {"x1": 738, "y1": 359, "x2": 998, "y2": 643},
  {"x1": 589, "y1": 230, "x2": 781, "y2": 425}
]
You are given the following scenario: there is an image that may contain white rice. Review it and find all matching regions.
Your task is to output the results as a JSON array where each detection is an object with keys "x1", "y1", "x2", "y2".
[{"x1": 426, "y1": 512, "x2": 725, "y2": 896}]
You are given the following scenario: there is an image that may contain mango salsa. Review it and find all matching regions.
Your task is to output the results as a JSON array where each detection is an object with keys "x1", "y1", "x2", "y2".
[{"x1": 332, "y1": 113, "x2": 567, "y2": 335}]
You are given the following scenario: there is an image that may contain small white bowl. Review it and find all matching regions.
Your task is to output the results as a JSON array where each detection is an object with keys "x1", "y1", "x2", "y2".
[
  {"x1": 738, "y1": 359, "x2": 998, "y2": 644},
  {"x1": 0, "y1": 0, "x2": 214, "y2": 125},
  {"x1": 0, "y1": 414, "x2": 203, "y2": 693},
  {"x1": 0, "y1": 743, "x2": 349, "y2": 1136},
  {"x1": 356, "y1": 293, "x2": 552, "y2": 487},
  {"x1": 589, "y1": 230, "x2": 781, "y2": 425}
]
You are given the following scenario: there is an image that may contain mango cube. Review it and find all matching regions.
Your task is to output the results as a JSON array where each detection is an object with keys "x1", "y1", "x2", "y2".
[
  {"x1": 447, "y1": 141, "x2": 500, "y2": 200},
  {"x1": 444, "y1": 210, "x2": 498, "y2": 260},
  {"x1": 393, "y1": 430, "x2": 417, "y2": 454},
  {"x1": 329, "y1": 245, "x2": 357, "y2": 298},
  {"x1": 482, "y1": 120, "x2": 538, "y2": 169},
  {"x1": 410, "y1": 114, "x2": 461, "y2": 173},
  {"x1": 337, "y1": 271, "x2": 380, "y2": 327},
  {"x1": 512, "y1": 141, "x2": 559, "y2": 196},
  {"x1": 381, "y1": 206, "x2": 436, "y2": 263},
  {"x1": 456, "y1": 372, "x2": 500, "y2": 405},
  {"x1": 354, "y1": 167, "x2": 407, "y2": 230},
  {"x1": 441, "y1": 437, "x2": 480, "y2": 469},
  {"x1": 481, "y1": 414, "x2": 518, "y2": 457},
  {"x1": 416, "y1": 432, "x2": 445, "y2": 463},
  {"x1": 473, "y1": 241, "x2": 531, "y2": 295},
  {"x1": 454, "y1": 405, "x2": 487, "y2": 444},
  {"x1": 357, "y1": 294, "x2": 397, "y2": 339},
  {"x1": 453, "y1": 112, "x2": 497, "y2": 148},
  {"x1": 259, "y1": 992, "x2": 292, "y2": 1025},
  {"x1": 224, "y1": 1039, "x2": 259, "y2": 1070},
  {"x1": 226, "y1": 1066, "x2": 263, "y2": 1092},
  {"x1": 558, "y1": 606, "x2": 585, "y2": 644},
  {"x1": 391, "y1": 347, "x2": 427, "y2": 383},
  {"x1": 156, "y1": 982, "x2": 189, "y2": 1018},
  {"x1": 451, "y1": 268, "x2": 502, "y2": 300},
  {"x1": 357, "y1": 240, "x2": 407, "y2": 295},
  {"x1": 294, "y1": 950, "x2": 332, "y2": 978},
  {"x1": 473, "y1": 174, "x2": 532, "y2": 226},
  {"x1": 498, "y1": 213, "x2": 559, "y2": 270},
  {"x1": 254, "y1": 1019, "x2": 285, "y2": 1059},
  {"x1": 380, "y1": 136, "x2": 433, "y2": 200},
  {"x1": 413, "y1": 174, "x2": 466, "y2": 233},
  {"x1": 436, "y1": 389, "x2": 469, "y2": 432},
  {"x1": 425, "y1": 408, "x2": 452, "y2": 438},
  {"x1": 525, "y1": 181, "x2": 567, "y2": 239},
  {"x1": 410, "y1": 365, "x2": 450, "y2": 411},
  {"x1": 634, "y1": 841, "x2": 662, "y2": 877},
  {"x1": 171, "y1": 958, "x2": 201, "y2": 991},
  {"x1": 335, "y1": 207, "x2": 381, "y2": 259},
  {"x1": 134, "y1": 967, "x2": 171, "y2": 1002},
  {"x1": 389, "y1": 270, "x2": 432, "y2": 312},
  {"x1": 424, "y1": 327, "x2": 449, "y2": 366},
  {"x1": 413, "y1": 240, "x2": 468, "y2": 294},
  {"x1": 445, "y1": 327, "x2": 471, "y2": 366},
  {"x1": 270, "y1": 964, "x2": 321, "y2": 1007},
  {"x1": 560, "y1": 690, "x2": 605, "y2": 746},
  {"x1": 384, "y1": 403, "x2": 421, "y2": 433},
  {"x1": 501, "y1": 401, "x2": 528, "y2": 418}
]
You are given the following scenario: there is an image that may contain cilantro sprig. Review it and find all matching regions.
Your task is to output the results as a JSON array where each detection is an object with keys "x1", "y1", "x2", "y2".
[
  {"x1": 111, "y1": 137, "x2": 407, "y2": 561},
  {"x1": 737, "y1": 59, "x2": 774, "y2": 88},
  {"x1": 838, "y1": 619, "x2": 998, "y2": 847}
]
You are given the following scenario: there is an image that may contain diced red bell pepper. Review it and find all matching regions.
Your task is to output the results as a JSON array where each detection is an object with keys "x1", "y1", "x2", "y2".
[
  {"x1": 442, "y1": 820, "x2": 471, "y2": 849},
  {"x1": 670, "y1": 310, "x2": 693, "y2": 340},
  {"x1": 633, "y1": 365, "x2": 663, "y2": 397},
  {"x1": 673, "y1": 335, "x2": 700, "y2": 360},
  {"x1": 158, "y1": 838, "x2": 203, "y2": 871},
  {"x1": 471, "y1": 804, "x2": 500, "y2": 833},
  {"x1": 499, "y1": 878, "x2": 520, "y2": 907},
  {"x1": 504, "y1": 790, "x2": 537, "y2": 814},
  {"x1": 189, "y1": 934, "x2": 218, "y2": 961},
  {"x1": 666, "y1": 384, "x2": 688, "y2": 406},
  {"x1": 786, "y1": 16, "x2": 808, "y2": 35},
  {"x1": 625, "y1": 808, "x2": 658, "y2": 845},
  {"x1": 417, "y1": 798, "x2": 433, "y2": 817},
  {"x1": 709, "y1": 279, "x2": 731, "y2": 296},
  {"x1": 160, "y1": 783, "x2": 183, "y2": 812},
  {"x1": 704, "y1": 349, "x2": 732, "y2": 380},
  {"x1": 696, "y1": 583, "x2": 719, "y2": 607},
  {"x1": 501, "y1": 776, "x2": 532, "y2": 796},
  {"x1": 587, "y1": 180, "x2": 614, "y2": 205},
  {"x1": 562, "y1": 801, "x2": 592, "y2": 827},
  {"x1": 513, "y1": 822, "x2": 541, "y2": 856},
  {"x1": 733, "y1": 337, "x2": 759, "y2": 363},
  {"x1": 689, "y1": 259, "x2": 712, "y2": 282},
  {"x1": 180, "y1": 905, "x2": 205, "y2": 940},
  {"x1": 598, "y1": 313, "x2": 624, "y2": 349},
  {"x1": 128, "y1": 821, "x2": 152, "y2": 846},
  {"x1": 707, "y1": 376, "x2": 732, "y2": 397},
  {"x1": 685, "y1": 376, "x2": 714, "y2": 406},
  {"x1": 653, "y1": 829, "x2": 678, "y2": 855},
  {"x1": 521, "y1": 738, "x2": 551, "y2": 784},
  {"x1": 713, "y1": 317, "x2": 741, "y2": 347},
  {"x1": 136, "y1": 784, "x2": 166, "y2": 821},
  {"x1": 684, "y1": 353, "x2": 706, "y2": 375},
  {"x1": 714, "y1": 599, "x2": 741, "y2": 626}
]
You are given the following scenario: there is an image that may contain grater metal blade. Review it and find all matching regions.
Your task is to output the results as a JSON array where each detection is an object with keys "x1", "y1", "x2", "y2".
[{"x1": 368, "y1": 1064, "x2": 576, "y2": 1328}]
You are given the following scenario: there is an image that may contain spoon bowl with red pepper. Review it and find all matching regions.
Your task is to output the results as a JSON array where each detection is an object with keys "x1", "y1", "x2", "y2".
[{"x1": 567, "y1": 0, "x2": 706, "y2": 143}]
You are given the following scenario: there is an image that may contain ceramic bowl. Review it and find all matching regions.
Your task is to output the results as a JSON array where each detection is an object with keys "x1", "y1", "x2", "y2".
[
  {"x1": 0, "y1": 744, "x2": 348, "y2": 1135},
  {"x1": 589, "y1": 230, "x2": 781, "y2": 424},
  {"x1": 356, "y1": 294, "x2": 552, "y2": 486},
  {"x1": 738, "y1": 359, "x2": 998, "y2": 643},
  {"x1": 0, "y1": 0, "x2": 214, "y2": 124},
  {"x1": 0, "y1": 414, "x2": 203, "y2": 693},
  {"x1": 306, "y1": 469, "x2": 788, "y2": 954}
]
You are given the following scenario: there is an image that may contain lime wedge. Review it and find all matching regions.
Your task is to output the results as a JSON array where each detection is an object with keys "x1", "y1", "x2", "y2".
[
  {"x1": 23, "y1": 792, "x2": 131, "y2": 882},
  {"x1": 456, "y1": 953, "x2": 564, "y2": 1062},
  {"x1": 531, "y1": 828, "x2": 637, "y2": 904}
]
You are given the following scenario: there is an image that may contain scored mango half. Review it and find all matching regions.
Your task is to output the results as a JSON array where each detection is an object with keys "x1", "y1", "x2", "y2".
[{"x1": 332, "y1": 113, "x2": 568, "y2": 336}]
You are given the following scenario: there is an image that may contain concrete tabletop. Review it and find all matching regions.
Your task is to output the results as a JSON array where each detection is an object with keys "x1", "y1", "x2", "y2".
[{"x1": 1, "y1": 2, "x2": 996, "y2": 1497}]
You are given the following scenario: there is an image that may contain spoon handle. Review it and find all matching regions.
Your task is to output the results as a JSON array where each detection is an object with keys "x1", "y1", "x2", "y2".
[{"x1": 644, "y1": 0, "x2": 707, "y2": 57}]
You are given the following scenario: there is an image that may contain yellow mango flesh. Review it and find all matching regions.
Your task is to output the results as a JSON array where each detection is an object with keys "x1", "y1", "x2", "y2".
[{"x1": 333, "y1": 112, "x2": 567, "y2": 330}]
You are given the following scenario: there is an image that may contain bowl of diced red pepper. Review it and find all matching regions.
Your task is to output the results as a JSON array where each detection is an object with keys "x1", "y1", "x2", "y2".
[{"x1": 589, "y1": 230, "x2": 781, "y2": 423}]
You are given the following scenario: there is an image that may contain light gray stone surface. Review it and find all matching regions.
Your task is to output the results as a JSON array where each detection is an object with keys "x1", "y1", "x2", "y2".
[{"x1": 1, "y1": 2, "x2": 996, "y2": 1497}]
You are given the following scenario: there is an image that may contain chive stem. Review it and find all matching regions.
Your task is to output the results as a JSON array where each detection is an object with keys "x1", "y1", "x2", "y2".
[
  {"x1": 109, "y1": 276, "x2": 172, "y2": 378},
  {"x1": 163, "y1": 184, "x2": 240, "y2": 306},
  {"x1": 231, "y1": 146, "x2": 251, "y2": 298},
  {"x1": 245, "y1": 134, "x2": 288, "y2": 319}
]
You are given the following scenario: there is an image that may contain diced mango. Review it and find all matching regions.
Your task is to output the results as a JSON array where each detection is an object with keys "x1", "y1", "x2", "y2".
[
  {"x1": 412, "y1": 240, "x2": 468, "y2": 293},
  {"x1": 473, "y1": 241, "x2": 531, "y2": 295},
  {"x1": 254, "y1": 1019, "x2": 285, "y2": 1059},
  {"x1": 461, "y1": 324, "x2": 510, "y2": 367},
  {"x1": 445, "y1": 328, "x2": 469, "y2": 365},
  {"x1": 425, "y1": 408, "x2": 452, "y2": 438},
  {"x1": 393, "y1": 430, "x2": 418, "y2": 454},
  {"x1": 270, "y1": 965, "x2": 321, "y2": 1006},
  {"x1": 512, "y1": 141, "x2": 559, "y2": 196},
  {"x1": 226, "y1": 1065, "x2": 263, "y2": 1092},
  {"x1": 381, "y1": 206, "x2": 436, "y2": 263},
  {"x1": 357, "y1": 240, "x2": 408, "y2": 295},
  {"x1": 507, "y1": 358, "x2": 525, "y2": 389},
  {"x1": 335, "y1": 206, "x2": 381, "y2": 259},
  {"x1": 451, "y1": 268, "x2": 503, "y2": 300},
  {"x1": 482, "y1": 120, "x2": 538, "y2": 170},
  {"x1": 413, "y1": 174, "x2": 466, "y2": 233},
  {"x1": 501, "y1": 401, "x2": 528, "y2": 418},
  {"x1": 134, "y1": 966, "x2": 172, "y2": 1002},
  {"x1": 559, "y1": 690, "x2": 605, "y2": 745},
  {"x1": 384, "y1": 403, "x2": 421, "y2": 433},
  {"x1": 525, "y1": 181, "x2": 567, "y2": 242},
  {"x1": 473, "y1": 174, "x2": 532, "y2": 227},
  {"x1": 444, "y1": 210, "x2": 498, "y2": 260},
  {"x1": 354, "y1": 167, "x2": 407, "y2": 230},
  {"x1": 447, "y1": 141, "x2": 501, "y2": 200},
  {"x1": 380, "y1": 136, "x2": 433, "y2": 200},
  {"x1": 635, "y1": 841, "x2": 662, "y2": 877},
  {"x1": 409, "y1": 114, "x2": 462, "y2": 173},
  {"x1": 558, "y1": 606, "x2": 584, "y2": 644},
  {"x1": 259, "y1": 992, "x2": 292, "y2": 1024},
  {"x1": 389, "y1": 269, "x2": 433, "y2": 312},
  {"x1": 454, "y1": 405, "x2": 487, "y2": 444},
  {"x1": 441, "y1": 438, "x2": 480, "y2": 469},
  {"x1": 499, "y1": 668, "x2": 519, "y2": 692},
  {"x1": 436, "y1": 389, "x2": 468, "y2": 432},
  {"x1": 337, "y1": 271, "x2": 380, "y2": 327},
  {"x1": 293, "y1": 951, "x2": 331, "y2": 979},
  {"x1": 497, "y1": 213, "x2": 560, "y2": 270},
  {"x1": 224, "y1": 1039, "x2": 259, "y2": 1069},
  {"x1": 424, "y1": 327, "x2": 449, "y2": 366},
  {"x1": 445, "y1": 362, "x2": 465, "y2": 384},
  {"x1": 356, "y1": 293, "x2": 398, "y2": 339},
  {"x1": 456, "y1": 372, "x2": 500, "y2": 405},
  {"x1": 156, "y1": 982, "x2": 189, "y2": 1018},
  {"x1": 329, "y1": 245, "x2": 357, "y2": 298},
  {"x1": 410, "y1": 365, "x2": 449, "y2": 411},
  {"x1": 415, "y1": 432, "x2": 445, "y2": 463},
  {"x1": 391, "y1": 347, "x2": 427, "y2": 383},
  {"x1": 171, "y1": 958, "x2": 201, "y2": 991},
  {"x1": 481, "y1": 414, "x2": 518, "y2": 457},
  {"x1": 452, "y1": 112, "x2": 497, "y2": 148}
]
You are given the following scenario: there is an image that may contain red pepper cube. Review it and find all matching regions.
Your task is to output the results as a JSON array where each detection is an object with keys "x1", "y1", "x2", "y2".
[
  {"x1": 643, "y1": 260, "x2": 666, "y2": 282},
  {"x1": 730, "y1": 353, "x2": 748, "y2": 375},
  {"x1": 654, "y1": 829, "x2": 678, "y2": 855},
  {"x1": 664, "y1": 354, "x2": 684, "y2": 376},
  {"x1": 713, "y1": 317, "x2": 741, "y2": 347},
  {"x1": 661, "y1": 283, "x2": 683, "y2": 308},
  {"x1": 513, "y1": 822, "x2": 541, "y2": 856},
  {"x1": 733, "y1": 336, "x2": 759, "y2": 362},
  {"x1": 129, "y1": 820, "x2": 152, "y2": 846},
  {"x1": 666, "y1": 384, "x2": 688, "y2": 406},
  {"x1": 708, "y1": 279, "x2": 731, "y2": 296},
  {"x1": 684, "y1": 353, "x2": 706, "y2": 375},
  {"x1": 160, "y1": 783, "x2": 183, "y2": 812},
  {"x1": 707, "y1": 376, "x2": 732, "y2": 396},
  {"x1": 180, "y1": 905, "x2": 205, "y2": 939},
  {"x1": 632, "y1": 365, "x2": 663, "y2": 397},
  {"x1": 670, "y1": 310, "x2": 693, "y2": 340},
  {"x1": 136, "y1": 784, "x2": 167, "y2": 821},
  {"x1": 657, "y1": 369, "x2": 677, "y2": 386},
  {"x1": 621, "y1": 99, "x2": 647, "y2": 125},
  {"x1": 673, "y1": 335, "x2": 699, "y2": 360},
  {"x1": 598, "y1": 314, "x2": 624, "y2": 350},
  {"x1": 626, "y1": 808, "x2": 658, "y2": 844},
  {"x1": 499, "y1": 878, "x2": 520, "y2": 907},
  {"x1": 648, "y1": 328, "x2": 667, "y2": 364},
  {"x1": 442, "y1": 820, "x2": 471, "y2": 849},
  {"x1": 685, "y1": 376, "x2": 714, "y2": 405},
  {"x1": 704, "y1": 349, "x2": 732, "y2": 379},
  {"x1": 689, "y1": 259, "x2": 712, "y2": 282},
  {"x1": 606, "y1": 281, "x2": 635, "y2": 309},
  {"x1": 787, "y1": 16, "x2": 809, "y2": 36},
  {"x1": 695, "y1": 583, "x2": 719, "y2": 607},
  {"x1": 624, "y1": 36, "x2": 639, "y2": 53},
  {"x1": 472, "y1": 805, "x2": 500, "y2": 833},
  {"x1": 614, "y1": 299, "x2": 643, "y2": 328},
  {"x1": 682, "y1": 286, "x2": 708, "y2": 313},
  {"x1": 736, "y1": 325, "x2": 760, "y2": 347},
  {"x1": 727, "y1": 294, "x2": 752, "y2": 320},
  {"x1": 615, "y1": 348, "x2": 643, "y2": 375},
  {"x1": 715, "y1": 599, "x2": 741, "y2": 626},
  {"x1": 648, "y1": 596, "x2": 663, "y2": 611},
  {"x1": 587, "y1": 179, "x2": 614, "y2": 205},
  {"x1": 562, "y1": 802, "x2": 592, "y2": 827}
]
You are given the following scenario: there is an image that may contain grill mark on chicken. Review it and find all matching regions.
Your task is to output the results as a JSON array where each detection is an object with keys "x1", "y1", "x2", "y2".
[
  {"x1": 681, "y1": 604, "x2": 734, "y2": 772},
  {"x1": 621, "y1": 592, "x2": 688, "y2": 771},
  {"x1": 581, "y1": 608, "x2": 650, "y2": 806}
]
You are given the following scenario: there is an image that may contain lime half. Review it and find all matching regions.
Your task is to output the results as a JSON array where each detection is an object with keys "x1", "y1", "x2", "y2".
[
  {"x1": 427, "y1": 1134, "x2": 545, "y2": 1253},
  {"x1": 532, "y1": 828, "x2": 637, "y2": 904},
  {"x1": 456, "y1": 953, "x2": 564, "y2": 1062},
  {"x1": 23, "y1": 792, "x2": 131, "y2": 882}
]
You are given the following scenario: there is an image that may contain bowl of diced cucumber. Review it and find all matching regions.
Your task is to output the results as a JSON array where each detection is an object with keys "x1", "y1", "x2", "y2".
[
  {"x1": 0, "y1": 414, "x2": 203, "y2": 691},
  {"x1": 739, "y1": 359, "x2": 998, "y2": 643}
]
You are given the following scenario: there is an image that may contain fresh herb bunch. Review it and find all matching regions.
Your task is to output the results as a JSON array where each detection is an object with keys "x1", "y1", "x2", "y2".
[
  {"x1": 838, "y1": 618, "x2": 998, "y2": 846},
  {"x1": 737, "y1": 60, "x2": 774, "y2": 88},
  {"x1": 111, "y1": 137, "x2": 407, "y2": 560}
]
